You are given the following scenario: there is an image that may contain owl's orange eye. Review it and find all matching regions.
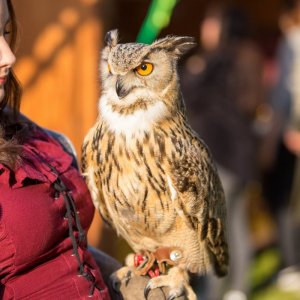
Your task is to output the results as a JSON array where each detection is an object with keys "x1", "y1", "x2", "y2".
[
  {"x1": 135, "y1": 63, "x2": 153, "y2": 76},
  {"x1": 107, "y1": 63, "x2": 111, "y2": 74}
]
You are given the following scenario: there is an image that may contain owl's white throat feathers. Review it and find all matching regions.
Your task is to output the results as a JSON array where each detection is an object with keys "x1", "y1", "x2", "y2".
[{"x1": 99, "y1": 93, "x2": 168, "y2": 136}]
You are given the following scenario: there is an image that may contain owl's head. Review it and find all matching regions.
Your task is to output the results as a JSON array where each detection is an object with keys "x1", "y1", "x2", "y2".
[{"x1": 99, "y1": 30, "x2": 195, "y2": 135}]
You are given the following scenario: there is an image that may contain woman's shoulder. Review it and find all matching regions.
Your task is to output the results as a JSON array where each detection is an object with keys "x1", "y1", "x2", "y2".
[
  {"x1": 18, "y1": 112, "x2": 79, "y2": 169},
  {"x1": 44, "y1": 129, "x2": 79, "y2": 169}
]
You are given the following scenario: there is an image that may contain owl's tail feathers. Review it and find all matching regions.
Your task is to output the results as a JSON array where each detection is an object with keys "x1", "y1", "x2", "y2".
[{"x1": 206, "y1": 217, "x2": 229, "y2": 277}]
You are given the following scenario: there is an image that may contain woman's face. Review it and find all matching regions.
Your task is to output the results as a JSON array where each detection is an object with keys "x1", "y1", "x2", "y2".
[{"x1": 0, "y1": 0, "x2": 15, "y2": 103}]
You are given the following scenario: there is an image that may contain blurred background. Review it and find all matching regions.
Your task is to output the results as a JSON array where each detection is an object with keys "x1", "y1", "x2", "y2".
[{"x1": 12, "y1": 0, "x2": 300, "y2": 299}]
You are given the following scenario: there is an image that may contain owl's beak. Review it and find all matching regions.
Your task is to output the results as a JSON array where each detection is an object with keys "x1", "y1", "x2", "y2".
[{"x1": 115, "y1": 78, "x2": 128, "y2": 99}]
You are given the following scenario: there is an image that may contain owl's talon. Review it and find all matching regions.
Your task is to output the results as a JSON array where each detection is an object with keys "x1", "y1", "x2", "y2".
[
  {"x1": 166, "y1": 288, "x2": 184, "y2": 300},
  {"x1": 124, "y1": 270, "x2": 132, "y2": 286},
  {"x1": 144, "y1": 283, "x2": 152, "y2": 299}
]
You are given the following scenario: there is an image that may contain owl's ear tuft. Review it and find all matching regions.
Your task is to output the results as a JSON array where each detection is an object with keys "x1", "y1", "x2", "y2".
[
  {"x1": 172, "y1": 36, "x2": 196, "y2": 56},
  {"x1": 152, "y1": 35, "x2": 196, "y2": 57},
  {"x1": 105, "y1": 29, "x2": 119, "y2": 48}
]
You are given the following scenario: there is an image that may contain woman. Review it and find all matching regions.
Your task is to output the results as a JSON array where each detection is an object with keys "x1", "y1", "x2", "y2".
[{"x1": 0, "y1": 0, "x2": 113, "y2": 298}]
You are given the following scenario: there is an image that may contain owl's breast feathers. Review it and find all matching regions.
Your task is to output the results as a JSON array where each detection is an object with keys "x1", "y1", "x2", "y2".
[
  {"x1": 82, "y1": 120, "x2": 177, "y2": 237},
  {"x1": 82, "y1": 115, "x2": 228, "y2": 275}
]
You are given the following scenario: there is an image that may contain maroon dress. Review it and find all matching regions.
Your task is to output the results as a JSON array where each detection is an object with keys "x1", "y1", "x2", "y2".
[{"x1": 0, "y1": 127, "x2": 111, "y2": 299}]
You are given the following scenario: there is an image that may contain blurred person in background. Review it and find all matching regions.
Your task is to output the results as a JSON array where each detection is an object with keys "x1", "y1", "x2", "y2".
[
  {"x1": 263, "y1": 0, "x2": 300, "y2": 291},
  {"x1": 180, "y1": 3, "x2": 265, "y2": 300}
]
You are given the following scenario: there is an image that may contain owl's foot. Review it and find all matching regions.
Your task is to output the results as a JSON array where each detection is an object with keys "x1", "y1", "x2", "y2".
[{"x1": 144, "y1": 266, "x2": 196, "y2": 300}]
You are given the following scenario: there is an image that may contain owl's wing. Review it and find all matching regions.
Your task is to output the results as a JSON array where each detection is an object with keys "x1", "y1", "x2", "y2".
[
  {"x1": 81, "y1": 127, "x2": 114, "y2": 228},
  {"x1": 168, "y1": 134, "x2": 228, "y2": 276}
]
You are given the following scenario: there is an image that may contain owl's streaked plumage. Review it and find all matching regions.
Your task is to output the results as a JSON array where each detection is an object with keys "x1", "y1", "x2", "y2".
[{"x1": 82, "y1": 29, "x2": 228, "y2": 299}]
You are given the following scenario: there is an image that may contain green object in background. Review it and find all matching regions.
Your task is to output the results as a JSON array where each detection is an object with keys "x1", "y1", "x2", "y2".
[
  {"x1": 249, "y1": 248, "x2": 300, "y2": 300},
  {"x1": 249, "y1": 248, "x2": 280, "y2": 289},
  {"x1": 137, "y1": 0, "x2": 179, "y2": 44}
]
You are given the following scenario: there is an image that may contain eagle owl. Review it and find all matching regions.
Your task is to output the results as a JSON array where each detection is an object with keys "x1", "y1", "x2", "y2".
[{"x1": 82, "y1": 29, "x2": 228, "y2": 300}]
